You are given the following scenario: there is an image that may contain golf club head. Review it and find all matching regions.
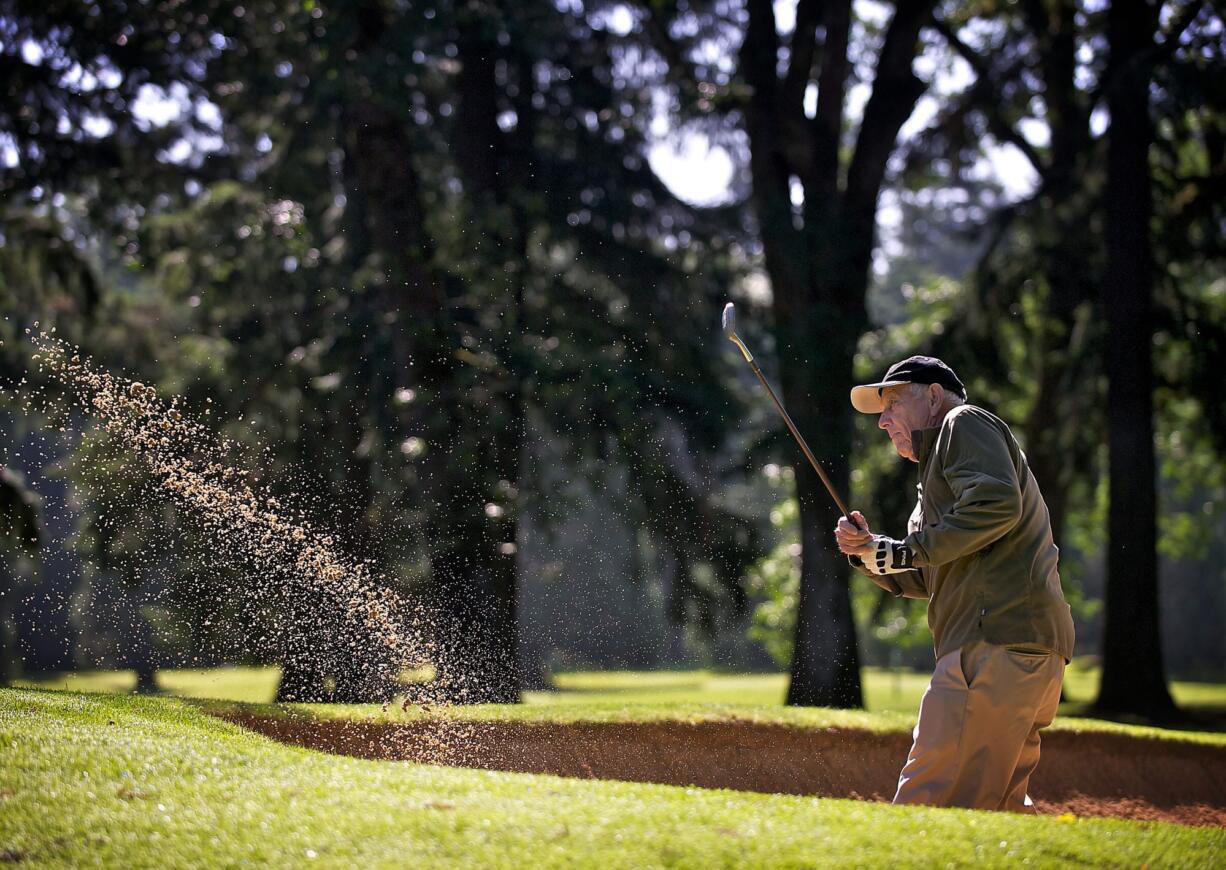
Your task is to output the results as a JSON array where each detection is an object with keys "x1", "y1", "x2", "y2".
[
  {"x1": 721, "y1": 302, "x2": 754, "y2": 363},
  {"x1": 722, "y1": 302, "x2": 738, "y2": 339}
]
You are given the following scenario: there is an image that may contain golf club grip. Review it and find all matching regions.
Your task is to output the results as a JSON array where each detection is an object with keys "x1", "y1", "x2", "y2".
[{"x1": 747, "y1": 359, "x2": 852, "y2": 518}]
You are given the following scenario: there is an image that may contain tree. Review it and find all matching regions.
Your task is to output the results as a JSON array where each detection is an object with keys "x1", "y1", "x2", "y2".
[
  {"x1": 641, "y1": 0, "x2": 937, "y2": 706},
  {"x1": 2, "y1": 0, "x2": 768, "y2": 700},
  {"x1": 896, "y1": 1, "x2": 1223, "y2": 717},
  {"x1": 0, "y1": 467, "x2": 39, "y2": 684},
  {"x1": 928, "y1": 0, "x2": 1101, "y2": 549},
  {"x1": 1094, "y1": 0, "x2": 1177, "y2": 720}
]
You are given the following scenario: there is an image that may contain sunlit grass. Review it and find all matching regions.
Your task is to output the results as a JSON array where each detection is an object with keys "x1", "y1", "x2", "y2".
[
  {"x1": 16, "y1": 664, "x2": 1226, "y2": 746},
  {"x1": 3, "y1": 687, "x2": 1223, "y2": 868},
  {"x1": 17, "y1": 661, "x2": 1223, "y2": 717},
  {"x1": 10, "y1": 666, "x2": 926, "y2": 713},
  {"x1": 15, "y1": 666, "x2": 280, "y2": 704},
  {"x1": 533, "y1": 669, "x2": 932, "y2": 713}
]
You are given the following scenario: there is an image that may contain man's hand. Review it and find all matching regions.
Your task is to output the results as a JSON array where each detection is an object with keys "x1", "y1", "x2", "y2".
[{"x1": 834, "y1": 511, "x2": 875, "y2": 558}]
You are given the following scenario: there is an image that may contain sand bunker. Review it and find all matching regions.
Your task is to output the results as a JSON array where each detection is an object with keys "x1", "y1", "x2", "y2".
[{"x1": 221, "y1": 713, "x2": 1226, "y2": 827}]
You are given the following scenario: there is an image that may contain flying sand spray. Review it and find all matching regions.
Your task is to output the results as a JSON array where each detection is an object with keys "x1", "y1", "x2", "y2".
[{"x1": 14, "y1": 330, "x2": 495, "y2": 757}]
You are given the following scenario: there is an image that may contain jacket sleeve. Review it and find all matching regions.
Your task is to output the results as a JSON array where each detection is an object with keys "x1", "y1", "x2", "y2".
[
  {"x1": 904, "y1": 410, "x2": 1023, "y2": 568},
  {"x1": 848, "y1": 555, "x2": 930, "y2": 599}
]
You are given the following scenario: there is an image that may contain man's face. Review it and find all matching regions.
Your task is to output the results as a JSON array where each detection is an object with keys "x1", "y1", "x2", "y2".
[{"x1": 878, "y1": 384, "x2": 935, "y2": 461}]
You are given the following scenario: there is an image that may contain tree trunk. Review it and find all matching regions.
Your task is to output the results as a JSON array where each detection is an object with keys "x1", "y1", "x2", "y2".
[
  {"x1": 416, "y1": 10, "x2": 525, "y2": 705},
  {"x1": 428, "y1": 541, "x2": 521, "y2": 704},
  {"x1": 133, "y1": 660, "x2": 158, "y2": 694},
  {"x1": 112, "y1": 578, "x2": 159, "y2": 694},
  {"x1": 267, "y1": 3, "x2": 459, "y2": 705},
  {"x1": 273, "y1": 581, "x2": 400, "y2": 704},
  {"x1": 0, "y1": 561, "x2": 18, "y2": 685},
  {"x1": 322, "y1": 11, "x2": 525, "y2": 702},
  {"x1": 777, "y1": 301, "x2": 866, "y2": 706},
  {"x1": 1094, "y1": 0, "x2": 1177, "y2": 720},
  {"x1": 1018, "y1": 0, "x2": 1094, "y2": 552},
  {"x1": 1, "y1": 464, "x2": 39, "y2": 684},
  {"x1": 414, "y1": 374, "x2": 522, "y2": 705},
  {"x1": 276, "y1": 649, "x2": 330, "y2": 703},
  {"x1": 739, "y1": 0, "x2": 932, "y2": 706}
]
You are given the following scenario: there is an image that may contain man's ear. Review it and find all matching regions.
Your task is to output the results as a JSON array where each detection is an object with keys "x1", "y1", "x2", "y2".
[{"x1": 928, "y1": 383, "x2": 943, "y2": 406}]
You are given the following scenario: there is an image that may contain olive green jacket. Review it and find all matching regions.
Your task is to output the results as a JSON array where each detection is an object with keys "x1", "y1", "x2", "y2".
[{"x1": 853, "y1": 405, "x2": 1075, "y2": 661}]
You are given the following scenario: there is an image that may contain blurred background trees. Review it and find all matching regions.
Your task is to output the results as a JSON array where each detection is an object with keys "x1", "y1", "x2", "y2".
[
  {"x1": 2, "y1": 0, "x2": 767, "y2": 703},
  {"x1": 1, "y1": 0, "x2": 1223, "y2": 719}
]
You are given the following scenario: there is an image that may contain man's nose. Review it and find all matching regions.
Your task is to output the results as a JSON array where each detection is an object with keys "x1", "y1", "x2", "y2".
[{"x1": 878, "y1": 411, "x2": 889, "y2": 430}]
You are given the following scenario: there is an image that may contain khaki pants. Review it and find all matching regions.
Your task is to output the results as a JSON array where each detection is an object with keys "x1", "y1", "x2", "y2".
[{"x1": 893, "y1": 641, "x2": 1065, "y2": 811}]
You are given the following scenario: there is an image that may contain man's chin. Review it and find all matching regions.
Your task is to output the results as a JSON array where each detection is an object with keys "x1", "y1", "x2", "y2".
[{"x1": 890, "y1": 437, "x2": 915, "y2": 461}]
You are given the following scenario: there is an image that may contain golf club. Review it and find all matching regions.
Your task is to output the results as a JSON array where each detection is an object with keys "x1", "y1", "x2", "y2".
[{"x1": 722, "y1": 302, "x2": 855, "y2": 521}]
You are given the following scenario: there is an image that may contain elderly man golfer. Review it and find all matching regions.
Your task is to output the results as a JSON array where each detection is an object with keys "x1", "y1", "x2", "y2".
[{"x1": 834, "y1": 355, "x2": 1075, "y2": 812}]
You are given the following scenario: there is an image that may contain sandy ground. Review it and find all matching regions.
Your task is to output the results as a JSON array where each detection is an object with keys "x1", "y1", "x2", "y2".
[{"x1": 221, "y1": 714, "x2": 1226, "y2": 827}]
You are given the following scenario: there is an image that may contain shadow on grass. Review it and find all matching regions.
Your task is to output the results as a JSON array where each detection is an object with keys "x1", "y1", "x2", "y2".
[{"x1": 1063, "y1": 703, "x2": 1226, "y2": 733}]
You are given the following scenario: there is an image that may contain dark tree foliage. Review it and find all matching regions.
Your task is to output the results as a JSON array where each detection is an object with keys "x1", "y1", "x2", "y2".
[
  {"x1": 1147, "y1": 3, "x2": 1226, "y2": 455},
  {"x1": 1, "y1": 0, "x2": 766, "y2": 701}
]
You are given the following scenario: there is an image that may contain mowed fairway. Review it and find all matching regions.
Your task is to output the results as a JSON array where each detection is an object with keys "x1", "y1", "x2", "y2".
[
  {"x1": 3, "y1": 684, "x2": 1226, "y2": 868},
  {"x1": 18, "y1": 661, "x2": 1226, "y2": 716}
]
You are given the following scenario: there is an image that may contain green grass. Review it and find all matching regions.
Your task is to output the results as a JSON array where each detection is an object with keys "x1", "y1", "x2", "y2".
[
  {"x1": 20, "y1": 661, "x2": 1226, "y2": 712},
  {"x1": 15, "y1": 666, "x2": 281, "y2": 704},
  {"x1": 18, "y1": 664, "x2": 1226, "y2": 746},
  {"x1": 3, "y1": 687, "x2": 1223, "y2": 868}
]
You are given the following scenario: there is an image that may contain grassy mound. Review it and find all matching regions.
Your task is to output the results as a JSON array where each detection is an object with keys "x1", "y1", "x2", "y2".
[{"x1": 3, "y1": 687, "x2": 1224, "y2": 868}]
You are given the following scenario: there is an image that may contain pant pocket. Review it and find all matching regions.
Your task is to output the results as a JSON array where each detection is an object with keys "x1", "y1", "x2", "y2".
[
  {"x1": 957, "y1": 641, "x2": 983, "y2": 688},
  {"x1": 1004, "y1": 646, "x2": 1051, "y2": 657},
  {"x1": 1004, "y1": 646, "x2": 1054, "y2": 674}
]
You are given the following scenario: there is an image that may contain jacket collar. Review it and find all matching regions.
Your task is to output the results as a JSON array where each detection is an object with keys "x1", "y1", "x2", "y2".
[{"x1": 911, "y1": 426, "x2": 939, "y2": 467}]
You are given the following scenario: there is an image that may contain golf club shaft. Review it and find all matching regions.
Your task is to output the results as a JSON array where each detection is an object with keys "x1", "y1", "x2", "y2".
[{"x1": 742, "y1": 357, "x2": 853, "y2": 519}]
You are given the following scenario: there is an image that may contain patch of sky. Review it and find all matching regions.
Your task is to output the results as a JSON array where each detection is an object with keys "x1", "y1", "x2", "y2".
[
  {"x1": 1, "y1": 133, "x2": 16, "y2": 168},
  {"x1": 646, "y1": 1, "x2": 1041, "y2": 209},
  {"x1": 1090, "y1": 107, "x2": 1108, "y2": 137},
  {"x1": 133, "y1": 83, "x2": 191, "y2": 129},
  {"x1": 589, "y1": 4, "x2": 637, "y2": 37},
  {"x1": 648, "y1": 135, "x2": 736, "y2": 208},
  {"x1": 132, "y1": 83, "x2": 225, "y2": 165},
  {"x1": 20, "y1": 39, "x2": 44, "y2": 65}
]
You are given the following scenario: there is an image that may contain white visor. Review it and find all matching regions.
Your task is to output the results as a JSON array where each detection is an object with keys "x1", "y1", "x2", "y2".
[{"x1": 849, "y1": 380, "x2": 912, "y2": 414}]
